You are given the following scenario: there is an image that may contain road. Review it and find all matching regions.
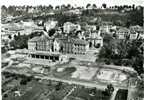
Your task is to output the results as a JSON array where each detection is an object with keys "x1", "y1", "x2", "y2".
[{"x1": 3, "y1": 69, "x2": 128, "y2": 90}]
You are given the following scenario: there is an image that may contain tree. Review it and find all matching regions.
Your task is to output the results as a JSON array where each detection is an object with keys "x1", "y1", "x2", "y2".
[
  {"x1": 48, "y1": 5, "x2": 53, "y2": 10},
  {"x1": 86, "y1": 3, "x2": 91, "y2": 9},
  {"x1": 8, "y1": 35, "x2": 12, "y2": 39},
  {"x1": 55, "y1": 82, "x2": 62, "y2": 91},
  {"x1": 105, "y1": 84, "x2": 114, "y2": 96},
  {"x1": 92, "y1": 4, "x2": 97, "y2": 9},
  {"x1": 67, "y1": 4, "x2": 71, "y2": 9},
  {"x1": 55, "y1": 5, "x2": 60, "y2": 10},
  {"x1": 102, "y1": 3, "x2": 107, "y2": 9},
  {"x1": 48, "y1": 29, "x2": 56, "y2": 37}
]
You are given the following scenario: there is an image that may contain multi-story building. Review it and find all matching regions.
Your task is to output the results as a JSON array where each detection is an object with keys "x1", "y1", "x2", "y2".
[
  {"x1": 60, "y1": 38, "x2": 89, "y2": 54},
  {"x1": 28, "y1": 35, "x2": 53, "y2": 51}
]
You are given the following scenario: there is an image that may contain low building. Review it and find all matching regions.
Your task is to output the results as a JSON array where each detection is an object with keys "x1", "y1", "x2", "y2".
[{"x1": 28, "y1": 50, "x2": 61, "y2": 62}]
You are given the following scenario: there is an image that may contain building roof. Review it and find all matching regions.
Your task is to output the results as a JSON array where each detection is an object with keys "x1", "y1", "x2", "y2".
[
  {"x1": 130, "y1": 25, "x2": 144, "y2": 33},
  {"x1": 28, "y1": 36, "x2": 40, "y2": 42},
  {"x1": 117, "y1": 28, "x2": 130, "y2": 33},
  {"x1": 61, "y1": 38, "x2": 88, "y2": 45},
  {"x1": 28, "y1": 35, "x2": 53, "y2": 42}
]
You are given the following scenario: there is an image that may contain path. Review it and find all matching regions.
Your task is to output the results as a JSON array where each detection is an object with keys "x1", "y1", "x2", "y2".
[{"x1": 110, "y1": 88, "x2": 119, "y2": 100}]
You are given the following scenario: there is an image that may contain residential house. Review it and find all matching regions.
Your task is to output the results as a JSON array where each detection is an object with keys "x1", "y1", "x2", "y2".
[
  {"x1": 116, "y1": 28, "x2": 130, "y2": 39},
  {"x1": 63, "y1": 22, "x2": 81, "y2": 33},
  {"x1": 130, "y1": 25, "x2": 144, "y2": 39},
  {"x1": 100, "y1": 21, "x2": 113, "y2": 33},
  {"x1": 44, "y1": 20, "x2": 58, "y2": 32},
  {"x1": 86, "y1": 35, "x2": 103, "y2": 48}
]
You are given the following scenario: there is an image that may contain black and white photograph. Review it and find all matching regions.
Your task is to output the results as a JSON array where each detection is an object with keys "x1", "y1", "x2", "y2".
[{"x1": 1, "y1": 0, "x2": 144, "y2": 100}]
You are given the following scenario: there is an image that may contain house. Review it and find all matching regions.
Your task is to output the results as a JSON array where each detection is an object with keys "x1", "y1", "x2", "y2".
[
  {"x1": 130, "y1": 25, "x2": 144, "y2": 39},
  {"x1": 44, "y1": 21, "x2": 58, "y2": 32},
  {"x1": 100, "y1": 21, "x2": 113, "y2": 33},
  {"x1": 63, "y1": 22, "x2": 81, "y2": 33},
  {"x1": 86, "y1": 35, "x2": 103, "y2": 48},
  {"x1": 116, "y1": 28, "x2": 130, "y2": 39}
]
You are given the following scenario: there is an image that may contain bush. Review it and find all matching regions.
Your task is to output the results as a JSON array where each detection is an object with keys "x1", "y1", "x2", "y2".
[
  {"x1": 113, "y1": 59, "x2": 122, "y2": 66},
  {"x1": 104, "y1": 59, "x2": 111, "y2": 65},
  {"x1": 64, "y1": 67, "x2": 76, "y2": 73}
]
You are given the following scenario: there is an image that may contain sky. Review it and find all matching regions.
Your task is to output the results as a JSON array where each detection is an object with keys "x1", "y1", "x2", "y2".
[{"x1": 1, "y1": 0, "x2": 144, "y2": 7}]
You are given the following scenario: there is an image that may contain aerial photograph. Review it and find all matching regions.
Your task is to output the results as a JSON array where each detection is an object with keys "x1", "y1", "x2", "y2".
[{"x1": 1, "y1": 0, "x2": 144, "y2": 100}]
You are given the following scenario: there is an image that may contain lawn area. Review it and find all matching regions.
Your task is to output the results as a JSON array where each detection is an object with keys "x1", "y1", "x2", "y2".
[{"x1": 53, "y1": 67, "x2": 76, "y2": 78}]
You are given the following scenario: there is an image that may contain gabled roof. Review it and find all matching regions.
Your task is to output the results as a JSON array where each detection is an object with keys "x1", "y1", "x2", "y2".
[
  {"x1": 61, "y1": 38, "x2": 88, "y2": 45},
  {"x1": 117, "y1": 28, "x2": 130, "y2": 33},
  {"x1": 28, "y1": 36, "x2": 40, "y2": 42},
  {"x1": 28, "y1": 35, "x2": 52, "y2": 42}
]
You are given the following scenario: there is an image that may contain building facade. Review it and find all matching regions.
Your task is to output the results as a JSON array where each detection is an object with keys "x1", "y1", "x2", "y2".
[{"x1": 60, "y1": 38, "x2": 89, "y2": 54}]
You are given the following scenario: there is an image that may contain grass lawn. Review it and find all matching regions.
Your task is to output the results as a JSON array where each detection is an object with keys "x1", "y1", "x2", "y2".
[{"x1": 53, "y1": 67, "x2": 76, "y2": 79}]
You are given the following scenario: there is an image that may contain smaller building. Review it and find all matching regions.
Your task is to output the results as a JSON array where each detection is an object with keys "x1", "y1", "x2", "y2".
[
  {"x1": 63, "y1": 22, "x2": 81, "y2": 33},
  {"x1": 44, "y1": 20, "x2": 58, "y2": 32},
  {"x1": 130, "y1": 25, "x2": 144, "y2": 39},
  {"x1": 100, "y1": 21, "x2": 113, "y2": 33},
  {"x1": 116, "y1": 28, "x2": 130, "y2": 39}
]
